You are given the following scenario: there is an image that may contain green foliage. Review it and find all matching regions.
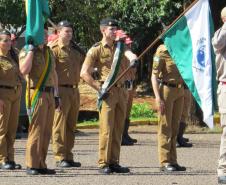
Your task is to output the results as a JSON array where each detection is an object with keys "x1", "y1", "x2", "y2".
[
  {"x1": 130, "y1": 103, "x2": 157, "y2": 118},
  {"x1": 48, "y1": 0, "x2": 185, "y2": 52},
  {"x1": 0, "y1": 0, "x2": 187, "y2": 51},
  {"x1": 0, "y1": 0, "x2": 25, "y2": 31}
]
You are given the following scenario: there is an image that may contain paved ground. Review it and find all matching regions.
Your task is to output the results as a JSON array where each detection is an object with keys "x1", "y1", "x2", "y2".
[{"x1": 0, "y1": 125, "x2": 221, "y2": 185}]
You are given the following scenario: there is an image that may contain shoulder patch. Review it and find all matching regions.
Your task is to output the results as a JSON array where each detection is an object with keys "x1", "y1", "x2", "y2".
[{"x1": 19, "y1": 50, "x2": 27, "y2": 58}]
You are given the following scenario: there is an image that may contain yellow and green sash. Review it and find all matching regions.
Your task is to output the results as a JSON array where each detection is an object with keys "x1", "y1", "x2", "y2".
[{"x1": 26, "y1": 48, "x2": 52, "y2": 123}]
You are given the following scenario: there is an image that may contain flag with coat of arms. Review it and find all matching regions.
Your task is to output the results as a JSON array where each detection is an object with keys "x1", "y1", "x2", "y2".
[{"x1": 162, "y1": 0, "x2": 217, "y2": 128}]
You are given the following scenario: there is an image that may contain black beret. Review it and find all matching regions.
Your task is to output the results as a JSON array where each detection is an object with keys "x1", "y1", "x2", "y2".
[
  {"x1": 57, "y1": 20, "x2": 72, "y2": 28},
  {"x1": 0, "y1": 29, "x2": 11, "y2": 36},
  {"x1": 100, "y1": 18, "x2": 118, "y2": 27}
]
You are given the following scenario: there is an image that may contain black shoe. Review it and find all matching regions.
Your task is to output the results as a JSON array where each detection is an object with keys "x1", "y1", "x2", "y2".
[
  {"x1": 218, "y1": 176, "x2": 226, "y2": 184},
  {"x1": 38, "y1": 168, "x2": 56, "y2": 175},
  {"x1": 10, "y1": 161, "x2": 22, "y2": 169},
  {"x1": 56, "y1": 160, "x2": 71, "y2": 168},
  {"x1": 26, "y1": 168, "x2": 39, "y2": 175},
  {"x1": 98, "y1": 166, "x2": 112, "y2": 174},
  {"x1": 67, "y1": 160, "x2": 81, "y2": 167},
  {"x1": 177, "y1": 141, "x2": 193, "y2": 148},
  {"x1": 182, "y1": 137, "x2": 189, "y2": 142},
  {"x1": 121, "y1": 137, "x2": 134, "y2": 146},
  {"x1": 109, "y1": 164, "x2": 130, "y2": 173},
  {"x1": 160, "y1": 165, "x2": 176, "y2": 172},
  {"x1": 127, "y1": 135, "x2": 137, "y2": 143},
  {"x1": 1, "y1": 161, "x2": 14, "y2": 170},
  {"x1": 172, "y1": 164, "x2": 186, "y2": 171}
]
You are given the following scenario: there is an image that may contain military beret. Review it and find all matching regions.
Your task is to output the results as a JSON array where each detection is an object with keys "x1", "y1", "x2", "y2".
[
  {"x1": 0, "y1": 29, "x2": 11, "y2": 36},
  {"x1": 57, "y1": 20, "x2": 73, "y2": 28},
  {"x1": 221, "y1": 7, "x2": 226, "y2": 18},
  {"x1": 100, "y1": 18, "x2": 118, "y2": 27}
]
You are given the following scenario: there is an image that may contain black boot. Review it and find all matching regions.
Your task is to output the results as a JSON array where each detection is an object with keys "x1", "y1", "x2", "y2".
[
  {"x1": 177, "y1": 122, "x2": 192, "y2": 147},
  {"x1": 123, "y1": 118, "x2": 137, "y2": 143},
  {"x1": 121, "y1": 118, "x2": 135, "y2": 146}
]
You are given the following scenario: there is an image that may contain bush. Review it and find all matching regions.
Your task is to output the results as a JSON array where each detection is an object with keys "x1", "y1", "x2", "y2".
[{"x1": 130, "y1": 103, "x2": 156, "y2": 119}]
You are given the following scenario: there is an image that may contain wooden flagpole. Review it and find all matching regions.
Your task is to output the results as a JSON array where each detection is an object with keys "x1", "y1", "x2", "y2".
[{"x1": 104, "y1": 0, "x2": 199, "y2": 93}]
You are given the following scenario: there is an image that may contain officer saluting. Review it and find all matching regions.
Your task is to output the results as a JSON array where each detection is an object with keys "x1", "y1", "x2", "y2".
[
  {"x1": 0, "y1": 29, "x2": 22, "y2": 170},
  {"x1": 80, "y1": 18, "x2": 137, "y2": 174},
  {"x1": 50, "y1": 20, "x2": 83, "y2": 168}
]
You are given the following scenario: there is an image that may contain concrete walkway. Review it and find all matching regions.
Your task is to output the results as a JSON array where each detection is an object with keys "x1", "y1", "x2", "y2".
[{"x1": 0, "y1": 125, "x2": 220, "y2": 185}]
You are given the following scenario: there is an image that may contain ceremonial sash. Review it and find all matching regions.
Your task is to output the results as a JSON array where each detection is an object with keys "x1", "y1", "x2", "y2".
[
  {"x1": 97, "y1": 41, "x2": 125, "y2": 110},
  {"x1": 26, "y1": 48, "x2": 52, "y2": 123}
]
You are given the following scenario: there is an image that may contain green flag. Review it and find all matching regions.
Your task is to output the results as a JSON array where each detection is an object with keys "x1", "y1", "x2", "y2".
[
  {"x1": 25, "y1": 0, "x2": 50, "y2": 46},
  {"x1": 161, "y1": 0, "x2": 216, "y2": 128}
]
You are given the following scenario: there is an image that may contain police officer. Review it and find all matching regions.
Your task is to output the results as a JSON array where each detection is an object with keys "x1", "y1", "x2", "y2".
[
  {"x1": 177, "y1": 86, "x2": 193, "y2": 147},
  {"x1": 19, "y1": 26, "x2": 58, "y2": 175},
  {"x1": 80, "y1": 18, "x2": 137, "y2": 174},
  {"x1": 50, "y1": 20, "x2": 83, "y2": 168},
  {"x1": 212, "y1": 7, "x2": 226, "y2": 184},
  {"x1": 0, "y1": 29, "x2": 22, "y2": 170},
  {"x1": 151, "y1": 44, "x2": 186, "y2": 172}
]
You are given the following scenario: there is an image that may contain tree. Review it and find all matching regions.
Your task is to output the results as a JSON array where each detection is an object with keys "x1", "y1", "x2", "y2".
[{"x1": 0, "y1": 0, "x2": 25, "y2": 32}]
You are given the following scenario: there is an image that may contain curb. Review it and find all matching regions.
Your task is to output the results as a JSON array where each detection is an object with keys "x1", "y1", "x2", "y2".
[
  {"x1": 77, "y1": 115, "x2": 220, "y2": 129},
  {"x1": 77, "y1": 119, "x2": 158, "y2": 129}
]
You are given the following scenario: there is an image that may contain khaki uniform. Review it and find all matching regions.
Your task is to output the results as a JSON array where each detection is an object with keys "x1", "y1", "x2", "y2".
[
  {"x1": 50, "y1": 40, "x2": 83, "y2": 162},
  {"x1": 19, "y1": 46, "x2": 56, "y2": 169},
  {"x1": 181, "y1": 88, "x2": 191, "y2": 123},
  {"x1": 212, "y1": 22, "x2": 226, "y2": 177},
  {"x1": 0, "y1": 55, "x2": 21, "y2": 164},
  {"x1": 83, "y1": 40, "x2": 128, "y2": 167},
  {"x1": 152, "y1": 45, "x2": 184, "y2": 166}
]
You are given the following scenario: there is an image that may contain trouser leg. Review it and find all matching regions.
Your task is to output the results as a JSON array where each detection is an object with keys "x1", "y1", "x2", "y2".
[
  {"x1": 98, "y1": 91, "x2": 116, "y2": 168},
  {"x1": 0, "y1": 99, "x2": 11, "y2": 163},
  {"x1": 110, "y1": 89, "x2": 127, "y2": 164},
  {"x1": 218, "y1": 116, "x2": 226, "y2": 177},
  {"x1": 66, "y1": 89, "x2": 80, "y2": 161},
  {"x1": 7, "y1": 95, "x2": 21, "y2": 162}
]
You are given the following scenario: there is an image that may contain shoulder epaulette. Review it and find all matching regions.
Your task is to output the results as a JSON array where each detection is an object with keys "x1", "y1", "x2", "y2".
[
  {"x1": 92, "y1": 42, "x2": 101, "y2": 48},
  {"x1": 71, "y1": 41, "x2": 86, "y2": 56},
  {"x1": 156, "y1": 44, "x2": 167, "y2": 55}
]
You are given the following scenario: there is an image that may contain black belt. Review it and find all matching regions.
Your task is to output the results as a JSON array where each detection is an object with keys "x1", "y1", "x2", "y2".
[
  {"x1": 0, "y1": 85, "x2": 19, "y2": 90},
  {"x1": 31, "y1": 86, "x2": 54, "y2": 93},
  {"x1": 162, "y1": 82, "x2": 183, "y2": 88},
  {"x1": 60, "y1": 84, "x2": 78, "y2": 88}
]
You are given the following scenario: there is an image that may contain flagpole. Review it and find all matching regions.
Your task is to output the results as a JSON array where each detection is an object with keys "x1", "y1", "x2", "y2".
[
  {"x1": 104, "y1": 0, "x2": 199, "y2": 93},
  {"x1": 138, "y1": 0, "x2": 199, "y2": 59}
]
